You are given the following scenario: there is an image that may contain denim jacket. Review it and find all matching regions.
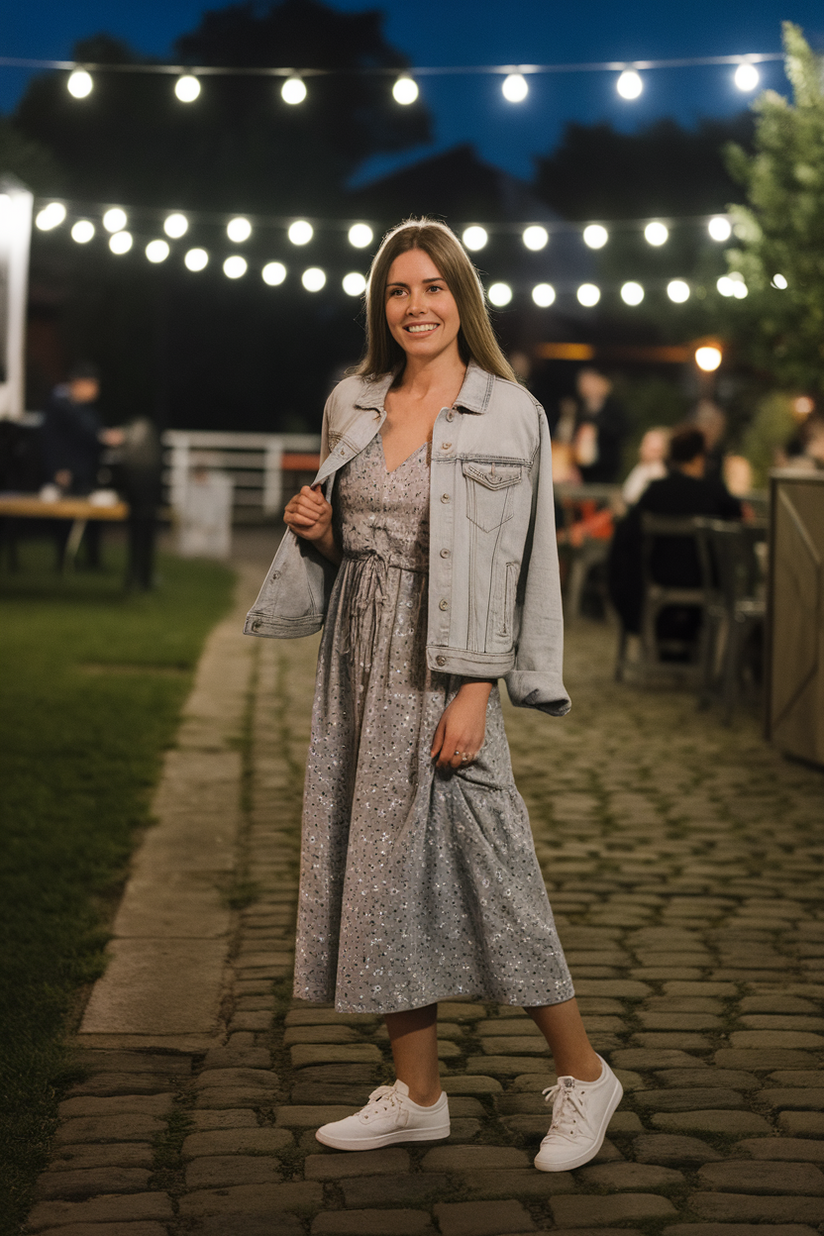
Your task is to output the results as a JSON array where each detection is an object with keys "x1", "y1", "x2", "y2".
[{"x1": 244, "y1": 361, "x2": 570, "y2": 715}]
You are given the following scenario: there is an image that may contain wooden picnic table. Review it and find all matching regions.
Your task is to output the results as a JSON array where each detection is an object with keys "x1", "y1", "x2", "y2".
[{"x1": 0, "y1": 494, "x2": 130, "y2": 569}]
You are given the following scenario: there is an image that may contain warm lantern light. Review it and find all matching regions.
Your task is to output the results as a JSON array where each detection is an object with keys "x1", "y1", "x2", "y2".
[
  {"x1": 667, "y1": 280, "x2": 690, "y2": 303},
  {"x1": 164, "y1": 213, "x2": 188, "y2": 239},
  {"x1": 146, "y1": 239, "x2": 170, "y2": 263},
  {"x1": 185, "y1": 248, "x2": 209, "y2": 271},
  {"x1": 462, "y1": 226, "x2": 488, "y2": 251},
  {"x1": 343, "y1": 272, "x2": 366, "y2": 296},
  {"x1": 227, "y1": 217, "x2": 252, "y2": 243},
  {"x1": 392, "y1": 76, "x2": 418, "y2": 105},
  {"x1": 281, "y1": 76, "x2": 307, "y2": 105},
  {"x1": 223, "y1": 255, "x2": 248, "y2": 279},
  {"x1": 35, "y1": 202, "x2": 67, "y2": 230},
  {"x1": 620, "y1": 281, "x2": 644, "y2": 306},
  {"x1": 262, "y1": 261, "x2": 287, "y2": 286},
  {"x1": 488, "y1": 282, "x2": 512, "y2": 306},
  {"x1": 734, "y1": 63, "x2": 760, "y2": 92},
  {"x1": 616, "y1": 69, "x2": 642, "y2": 99},
  {"x1": 348, "y1": 223, "x2": 373, "y2": 249},
  {"x1": 502, "y1": 73, "x2": 528, "y2": 103},
  {"x1": 708, "y1": 216, "x2": 732, "y2": 242},
  {"x1": 71, "y1": 220, "x2": 95, "y2": 244},
  {"x1": 644, "y1": 221, "x2": 669, "y2": 246},
  {"x1": 695, "y1": 345, "x2": 722, "y2": 372},
  {"x1": 794, "y1": 396, "x2": 814, "y2": 416},
  {"x1": 175, "y1": 74, "x2": 200, "y2": 102},
  {"x1": 583, "y1": 224, "x2": 608, "y2": 249},
  {"x1": 522, "y1": 225, "x2": 548, "y2": 251},
  {"x1": 302, "y1": 267, "x2": 326, "y2": 292},
  {"x1": 67, "y1": 69, "x2": 93, "y2": 98},
  {"x1": 577, "y1": 283, "x2": 601, "y2": 307},
  {"x1": 103, "y1": 208, "x2": 127, "y2": 233},
  {"x1": 771, "y1": 273, "x2": 788, "y2": 289},
  {"x1": 109, "y1": 231, "x2": 133, "y2": 255},
  {"x1": 288, "y1": 220, "x2": 313, "y2": 245},
  {"x1": 532, "y1": 283, "x2": 556, "y2": 307}
]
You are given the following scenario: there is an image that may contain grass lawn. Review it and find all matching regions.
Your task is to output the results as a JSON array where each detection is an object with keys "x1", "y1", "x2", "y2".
[{"x1": 0, "y1": 540, "x2": 235, "y2": 1235}]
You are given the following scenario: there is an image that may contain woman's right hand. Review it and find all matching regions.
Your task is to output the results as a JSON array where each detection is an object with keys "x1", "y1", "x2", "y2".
[{"x1": 284, "y1": 485, "x2": 339, "y2": 562}]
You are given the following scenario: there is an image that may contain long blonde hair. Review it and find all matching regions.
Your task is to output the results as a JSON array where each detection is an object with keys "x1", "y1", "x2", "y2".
[{"x1": 355, "y1": 218, "x2": 517, "y2": 382}]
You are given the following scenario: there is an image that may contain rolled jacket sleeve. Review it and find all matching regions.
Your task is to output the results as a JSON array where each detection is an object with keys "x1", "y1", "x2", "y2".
[{"x1": 503, "y1": 409, "x2": 571, "y2": 716}]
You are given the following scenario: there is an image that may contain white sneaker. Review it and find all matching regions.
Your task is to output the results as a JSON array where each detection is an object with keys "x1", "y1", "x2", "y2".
[
  {"x1": 534, "y1": 1055, "x2": 623, "y2": 1172},
  {"x1": 315, "y1": 1079, "x2": 450, "y2": 1150}
]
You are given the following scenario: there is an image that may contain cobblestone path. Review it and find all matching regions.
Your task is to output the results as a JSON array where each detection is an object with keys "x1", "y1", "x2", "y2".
[{"x1": 26, "y1": 607, "x2": 824, "y2": 1236}]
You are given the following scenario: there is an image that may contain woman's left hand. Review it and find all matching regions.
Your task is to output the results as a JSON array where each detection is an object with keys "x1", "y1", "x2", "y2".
[{"x1": 431, "y1": 681, "x2": 493, "y2": 772}]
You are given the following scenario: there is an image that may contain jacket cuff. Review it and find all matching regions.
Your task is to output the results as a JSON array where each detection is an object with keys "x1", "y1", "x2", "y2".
[{"x1": 504, "y1": 670, "x2": 571, "y2": 716}]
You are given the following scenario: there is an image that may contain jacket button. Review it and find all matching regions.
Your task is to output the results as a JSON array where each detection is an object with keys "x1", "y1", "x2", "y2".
[
  {"x1": 252, "y1": 619, "x2": 261, "y2": 631},
  {"x1": 439, "y1": 598, "x2": 449, "y2": 610},
  {"x1": 441, "y1": 442, "x2": 451, "y2": 450},
  {"x1": 272, "y1": 571, "x2": 280, "y2": 580},
  {"x1": 446, "y1": 410, "x2": 455, "y2": 422},
  {"x1": 440, "y1": 548, "x2": 450, "y2": 558},
  {"x1": 441, "y1": 493, "x2": 450, "y2": 503},
  {"x1": 436, "y1": 655, "x2": 446, "y2": 666}
]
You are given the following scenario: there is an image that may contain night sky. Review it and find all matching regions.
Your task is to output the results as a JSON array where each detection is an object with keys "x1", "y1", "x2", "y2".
[{"x1": 2, "y1": 0, "x2": 823, "y2": 182}]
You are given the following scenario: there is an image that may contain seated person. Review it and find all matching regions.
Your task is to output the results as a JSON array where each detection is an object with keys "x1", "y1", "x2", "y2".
[
  {"x1": 622, "y1": 427, "x2": 669, "y2": 505},
  {"x1": 608, "y1": 425, "x2": 742, "y2": 646}
]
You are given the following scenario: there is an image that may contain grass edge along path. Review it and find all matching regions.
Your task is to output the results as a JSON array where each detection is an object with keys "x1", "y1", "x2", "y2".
[{"x1": 0, "y1": 548, "x2": 235, "y2": 1236}]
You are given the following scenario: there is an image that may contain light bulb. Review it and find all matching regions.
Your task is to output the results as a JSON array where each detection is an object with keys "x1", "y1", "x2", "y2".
[
  {"x1": 577, "y1": 284, "x2": 601, "y2": 307},
  {"x1": 109, "y1": 231, "x2": 133, "y2": 255},
  {"x1": 103, "y1": 207, "x2": 127, "y2": 233},
  {"x1": 282, "y1": 76, "x2": 307, "y2": 105},
  {"x1": 392, "y1": 76, "x2": 418, "y2": 105},
  {"x1": 223, "y1": 255, "x2": 248, "y2": 279},
  {"x1": 175, "y1": 74, "x2": 200, "y2": 102},
  {"x1": 708, "y1": 216, "x2": 732, "y2": 242},
  {"x1": 35, "y1": 202, "x2": 67, "y2": 230},
  {"x1": 288, "y1": 220, "x2": 313, "y2": 246},
  {"x1": 532, "y1": 283, "x2": 556, "y2": 307},
  {"x1": 734, "y1": 63, "x2": 760, "y2": 92},
  {"x1": 67, "y1": 69, "x2": 93, "y2": 98},
  {"x1": 342, "y1": 272, "x2": 366, "y2": 296},
  {"x1": 185, "y1": 248, "x2": 209, "y2": 272},
  {"x1": 462, "y1": 226, "x2": 488, "y2": 251},
  {"x1": 227, "y1": 217, "x2": 252, "y2": 243},
  {"x1": 616, "y1": 70, "x2": 643, "y2": 99},
  {"x1": 696, "y1": 346, "x2": 722, "y2": 372},
  {"x1": 667, "y1": 280, "x2": 690, "y2": 303},
  {"x1": 164, "y1": 213, "x2": 188, "y2": 239},
  {"x1": 644, "y1": 221, "x2": 668, "y2": 246},
  {"x1": 71, "y1": 220, "x2": 95, "y2": 244},
  {"x1": 732, "y1": 281, "x2": 748, "y2": 299},
  {"x1": 348, "y1": 223, "x2": 373, "y2": 249},
  {"x1": 502, "y1": 73, "x2": 528, "y2": 103},
  {"x1": 487, "y1": 282, "x2": 512, "y2": 306},
  {"x1": 717, "y1": 276, "x2": 735, "y2": 297},
  {"x1": 620, "y1": 281, "x2": 644, "y2": 306},
  {"x1": 302, "y1": 267, "x2": 326, "y2": 292},
  {"x1": 583, "y1": 224, "x2": 608, "y2": 249},
  {"x1": 771, "y1": 273, "x2": 788, "y2": 289},
  {"x1": 522, "y1": 225, "x2": 548, "y2": 251},
  {"x1": 262, "y1": 262, "x2": 287, "y2": 286},
  {"x1": 146, "y1": 240, "x2": 170, "y2": 263}
]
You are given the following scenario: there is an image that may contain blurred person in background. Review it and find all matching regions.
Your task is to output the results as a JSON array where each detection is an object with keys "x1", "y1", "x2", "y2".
[
  {"x1": 622, "y1": 427, "x2": 670, "y2": 505},
  {"x1": 691, "y1": 398, "x2": 726, "y2": 480},
  {"x1": 110, "y1": 418, "x2": 163, "y2": 590},
  {"x1": 573, "y1": 368, "x2": 627, "y2": 483}
]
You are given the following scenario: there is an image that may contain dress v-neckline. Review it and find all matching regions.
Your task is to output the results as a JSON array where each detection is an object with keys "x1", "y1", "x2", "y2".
[{"x1": 378, "y1": 434, "x2": 429, "y2": 475}]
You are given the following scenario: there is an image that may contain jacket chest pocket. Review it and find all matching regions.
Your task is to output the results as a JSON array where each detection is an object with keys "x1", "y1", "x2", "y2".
[{"x1": 462, "y1": 461, "x2": 523, "y2": 532}]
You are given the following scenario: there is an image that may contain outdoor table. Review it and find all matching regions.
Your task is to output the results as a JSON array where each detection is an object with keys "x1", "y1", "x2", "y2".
[{"x1": 0, "y1": 494, "x2": 130, "y2": 569}]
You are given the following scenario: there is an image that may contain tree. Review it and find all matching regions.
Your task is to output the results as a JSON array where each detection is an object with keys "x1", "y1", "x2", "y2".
[{"x1": 724, "y1": 23, "x2": 824, "y2": 398}]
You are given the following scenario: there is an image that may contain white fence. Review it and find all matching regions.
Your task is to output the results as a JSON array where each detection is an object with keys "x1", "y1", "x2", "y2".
[{"x1": 162, "y1": 430, "x2": 321, "y2": 522}]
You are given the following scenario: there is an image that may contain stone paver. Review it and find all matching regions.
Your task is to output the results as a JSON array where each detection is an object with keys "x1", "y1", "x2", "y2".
[{"x1": 23, "y1": 556, "x2": 824, "y2": 1234}]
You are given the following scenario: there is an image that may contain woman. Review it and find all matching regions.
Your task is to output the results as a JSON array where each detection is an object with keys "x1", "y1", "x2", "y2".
[{"x1": 245, "y1": 219, "x2": 622, "y2": 1171}]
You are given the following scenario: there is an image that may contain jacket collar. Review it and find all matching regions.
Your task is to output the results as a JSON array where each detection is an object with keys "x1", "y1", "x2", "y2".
[{"x1": 354, "y1": 359, "x2": 493, "y2": 415}]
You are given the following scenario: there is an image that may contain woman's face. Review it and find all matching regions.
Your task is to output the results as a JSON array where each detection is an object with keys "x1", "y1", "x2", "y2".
[{"x1": 384, "y1": 248, "x2": 461, "y2": 364}]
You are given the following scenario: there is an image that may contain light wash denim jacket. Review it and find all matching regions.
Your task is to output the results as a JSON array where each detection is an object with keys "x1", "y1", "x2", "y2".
[{"x1": 244, "y1": 360, "x2": 570, "y2": 715}]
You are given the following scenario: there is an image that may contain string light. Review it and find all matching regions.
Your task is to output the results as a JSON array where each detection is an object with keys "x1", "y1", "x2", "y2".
[
  {"x1": 708, "y1": 216, "x2": 732, "y2": 241},
  {"x1": 223, "y1": 255, "x2": 247, "y2": 278},
  {"x1": 577, "y1": 283, "x2": 600, "y2": 307},
  {"x1": 583, "y1": 224, "x2": 608, "y2": 249},
  {"x1": 644, "y1": 221, "x2": 668, "y2": 246},
  {"x1": 696, "y1": 345, "x2": 722, "y2": 371},
  {"x1": 348, "y1": 223, "x2": 373, "y2": 248},
  {"x1": 522, "y1": 225, "x2": 548, "y2": 251},
  {"x1": 227, "y1": 216, "x2": 252, "y2": 243},
  {"x1": 281, "y1": 76, "x2": 307, "y2": 105},
  {"x1": 103, "y1": 207, "x2": 127, "y2": 233},
  {"x1": 717, "y1": 272, "x2": 747, "y2": 298},
  {"x1": 71, "y1": 220, "x2": 95, "y2": 243},
  {"x1": 532, "y1": 283, "x2": 556, "y2": 307},
  {"x1": 262, "y1": 261, "x2": 287, "y2": 285},
  {"x1": 501, "y1": 73, "x2": 528, "y2": 103},
  {"x1": 35, "y1": 202, "x2": 66, "y2": 230},
  {"x1": 462, "y1": 226, "x2": 488, "y2": 251},
  {"x1": 620, "y1": 281, "x2": 644, "y2": 306},
  {"x1": 174, "y1": 74, "x2": 200, "y2": 102},
  {"x1": 616, "y1": 69, "x2": 643, "y2": 99},
  {"x1": 146, "y1": 239, "x2": 170, "y2": 263},
  {"x1": 185, "y1": 248, "x2": 208, "y2": 271},
  {"x1": 302, "y1": 267, "x2": 326, "y2": 292},
  {"x1": 342, "y1": 272, "x2": 366, "y2": 296},
  {"x1": 734, "y1": 62, "x2": 759, "y2": 91},
  {"x1": 667, "y1": 279, "x2": 690, "y2": 303},
  {"x1": 771, "y1": 273, "x2": 788, "y2": 289},
  {"x1": 109, "y1": 231, "x2": 132, "y2": 255},
  {"x1": 288, "y1": 220, "x2": 313, "y2": 245},
  {"x1": 67, "y1": 69, "x2": 92, "y2": 98},
  {"x1": 488, "y1": 282, "x2": 512, "y2": 306},
  {"x1": 164, "y1": 213, "x2": 188, "y2": 238},
  {"x1": 392, "y1": 75, "x2": 418, "y2": 105}
]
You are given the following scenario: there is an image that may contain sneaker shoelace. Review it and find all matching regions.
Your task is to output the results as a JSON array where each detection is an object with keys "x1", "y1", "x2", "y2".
[
  {"x1": 542, "y1": 1078, "x2": 589, "y2": 1141},
  {"x1": 360, "y1": 1084, "x2": 402, "y2": 1122}
]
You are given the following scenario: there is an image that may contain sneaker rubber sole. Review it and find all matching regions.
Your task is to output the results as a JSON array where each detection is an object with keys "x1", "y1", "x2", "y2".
[{"x1": 315, "y1": 1120, "x2": 451, "y2": 1151}]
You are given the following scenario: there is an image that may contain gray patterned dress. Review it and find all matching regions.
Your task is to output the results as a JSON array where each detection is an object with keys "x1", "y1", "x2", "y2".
[{"x1": 293, "y1": 432, "x2": 574, "y2": 1015}]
